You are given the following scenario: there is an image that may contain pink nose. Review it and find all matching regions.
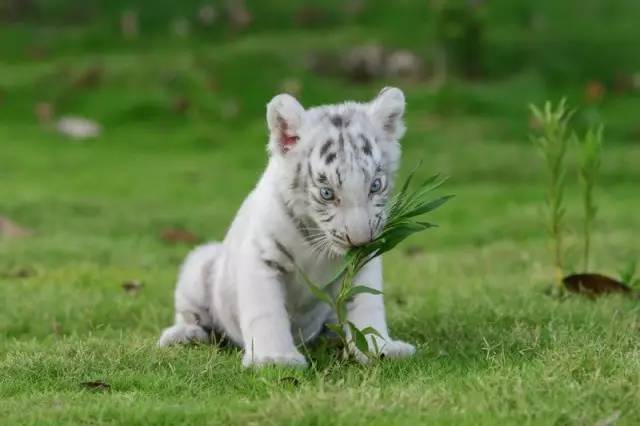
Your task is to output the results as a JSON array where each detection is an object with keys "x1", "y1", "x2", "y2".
[
  {"x1": 344, "y1": 210, "x2": 372, "y2": 247},
  {"x1": 346, "y1": 231, "x2": 371, "y2": 247}
]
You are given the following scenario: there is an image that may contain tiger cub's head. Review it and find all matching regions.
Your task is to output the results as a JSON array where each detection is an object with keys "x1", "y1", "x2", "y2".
[{"x1": 267, "y1": 87, "x2": 406, "y2": 256}]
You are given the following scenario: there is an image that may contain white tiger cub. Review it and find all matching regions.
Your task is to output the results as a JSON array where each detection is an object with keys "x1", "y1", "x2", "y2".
[{"x1": 158, "y1": 87, "x2": 416, "y2": 367}]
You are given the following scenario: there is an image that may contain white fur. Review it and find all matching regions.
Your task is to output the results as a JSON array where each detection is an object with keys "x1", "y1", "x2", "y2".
[{"x1": 158, "y1": 88, "x2": 416, "y2": 367}]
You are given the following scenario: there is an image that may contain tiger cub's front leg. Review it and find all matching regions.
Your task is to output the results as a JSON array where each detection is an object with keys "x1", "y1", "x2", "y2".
[
  {"x1": 346, "y1": 257, "x2": 416, "y2": 363},
  {"x1": 237, "y1": 262, "x2": 307, "y2": 368}
]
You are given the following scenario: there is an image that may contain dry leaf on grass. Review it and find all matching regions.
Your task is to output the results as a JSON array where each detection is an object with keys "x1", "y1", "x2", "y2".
[
  {"x1": 35, "y1": 101, "x2": 54, "y2": 124},
  {"x1": 122, "y1": 280, "x2": 143, "y2": 295},
  {"x1": 1, "y1": 266, "x2": 36, "y2": 279},
  {"x1": 585, "y1": 80, "x2": 606, "y2": 103},
  {"x1": 120, "y1": 10, "x2": 139, "y2": 39},
  {"x1": 160, "y1": 228, "x2": 200, "y2": 244},
  {"x1": 563, "y1": 273, "x2": 631, "y2": 298},
  {"x1": 227, "y1": 0, "x2": 252, "y2": 31},
  {"x1": 0, "y1": 216, "x2": 33, "y2": 239},
  {"x1": 171, "y1": 96, "x2": 190, "y2": 114}
]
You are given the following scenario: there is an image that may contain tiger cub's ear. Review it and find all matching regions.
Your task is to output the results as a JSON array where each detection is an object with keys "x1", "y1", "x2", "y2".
[
  {"x1": 266, "y1": 94, "x2": 306, "y2": 156},
  {"x1": 368, "y1": 87, "x2": 406, "y2": 141}
]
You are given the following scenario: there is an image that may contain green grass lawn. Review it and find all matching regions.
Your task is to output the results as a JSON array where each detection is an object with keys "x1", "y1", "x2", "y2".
[{"x1": 2, "y1": 14, "x2": 640, "y2": 424}]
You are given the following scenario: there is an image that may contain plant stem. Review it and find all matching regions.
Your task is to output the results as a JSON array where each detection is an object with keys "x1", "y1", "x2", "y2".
[
  {"x1": 578, "y1": 125, "x2": 602, "y2": 273},
  {"x1": 583, "y1": 192, "x2": 591, "y2": 272},
  {"x1": 530, "y1": 100, "x2": 572, "y2": 289}
]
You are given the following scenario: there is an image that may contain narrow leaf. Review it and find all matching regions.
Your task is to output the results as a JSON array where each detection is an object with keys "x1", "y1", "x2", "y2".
[
  {"x1": 348, "y1": 322, "x2": 369, "y2": 354},
  {"x1": 360, "y1": 326, "x2": 384, "y2": 339},
  {"x1": 402, "y1": 195, "x2": 455, "y2": 219},
  {"x1": 343, "y1": 285, "x2": 383, "y2": 302}
]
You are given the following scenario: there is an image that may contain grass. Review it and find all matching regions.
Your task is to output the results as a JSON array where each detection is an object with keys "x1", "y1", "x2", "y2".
[{"x1": 2, "y1": 5, "x2": 640, "y2": 424}]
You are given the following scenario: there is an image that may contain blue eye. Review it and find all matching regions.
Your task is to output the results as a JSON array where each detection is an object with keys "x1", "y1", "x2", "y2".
[
  {"x1": 320, "y1": 187, "x2": 334, "y2": 201},
  {"x1": 370, "y1": 178, "x2": 382, "y2": 193}
]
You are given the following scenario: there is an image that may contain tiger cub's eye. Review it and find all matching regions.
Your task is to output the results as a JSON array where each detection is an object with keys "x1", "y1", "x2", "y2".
[
  {"x1": 320, "y1": 187, "x2": 335, "y2": 201},
  {"x1": 370, "y1": 178, "x2": 382, "y2": 194}
]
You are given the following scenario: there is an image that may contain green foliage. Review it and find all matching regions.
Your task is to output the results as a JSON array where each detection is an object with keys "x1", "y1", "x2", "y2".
[
  {"x1": 619, "y1": 261, "x2": 640, "y2": 288},
  {"x1": 301, "y1": 170, "x2": 453, "y2": 362},
  {"x1": 577, "y1": 125, "x2": 604, "y2": 272},
  {"x1": 530, "y1": 100, "x2": 573, "y2": 290}
]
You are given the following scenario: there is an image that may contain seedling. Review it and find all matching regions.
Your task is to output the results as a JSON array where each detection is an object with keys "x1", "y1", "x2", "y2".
[
  {"x1": 529, "y1": 100, "x2": 573, "y2": 291},
  {"x1": 301, "y1": 168, "x2": 453, "y2": 362},
  {"x1": 533, "y1": 101, "x2": 633, "y2": 297},
  {"x1": 577, "y1": 125, "x2": 603, "y2": 272}
]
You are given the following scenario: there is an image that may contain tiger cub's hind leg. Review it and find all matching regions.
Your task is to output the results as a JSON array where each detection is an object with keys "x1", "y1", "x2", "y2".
[{"x1": 157, "y1": 243, "x2": 222, "y2": 347}]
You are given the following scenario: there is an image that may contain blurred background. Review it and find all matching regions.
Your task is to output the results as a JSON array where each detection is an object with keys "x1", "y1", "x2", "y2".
[
  {"x1": 1, "y1": 0, "x2": 640, "y2": 332},
  {"x1": 3, "y1": 0, "x2": 640, "y2": 139}
]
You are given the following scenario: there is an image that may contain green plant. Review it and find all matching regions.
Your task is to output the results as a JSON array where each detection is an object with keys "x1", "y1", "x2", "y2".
[
  {"x1": 301, "y1": 169, "x2": 453, "y2": 361},
  {"x1": 577, "y1": 125, "x2": 603, "y2": 272},
  {"x1": 619, "y1": 261, "x2": 640, "y2": 288},
  {"x1": 530, "y1": 100, "x2": 573, "y2": 291}
]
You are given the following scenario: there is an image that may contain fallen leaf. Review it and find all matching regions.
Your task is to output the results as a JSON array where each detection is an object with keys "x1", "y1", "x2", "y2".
[
  {"x1": 227, "y1": 0, "x2": 252, "y2": 31},
  {"x1": 160, "y1": 228, "x2": 200, "y2": 244},
  {"x1": 171, "y1": 96, "x2": 190, "y2": 114},
  {"x1": 0, "y1": 216, "x2": 33, "y2": 239},
  {"x1": 35, "y1": 102, "x2": 54, "y2": 124},
  {"x1": 81, "y1": 380, "x2": 110, "y2": 391},
  {"x1": 563, "y1": 273, "x2": 632, "y2": 298},
  {"x1": 585, "y1": 80, "x2": 605, "y2": 103},
  {"x1": 120, "y1": 10, "x2": 139, "y2": 39},
  {"x1": 122, "y1": 280, "x2": 143, "y2": 295},
  {"x1": 1, "y1": 265, "x2": 36, "y2": 278}
]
